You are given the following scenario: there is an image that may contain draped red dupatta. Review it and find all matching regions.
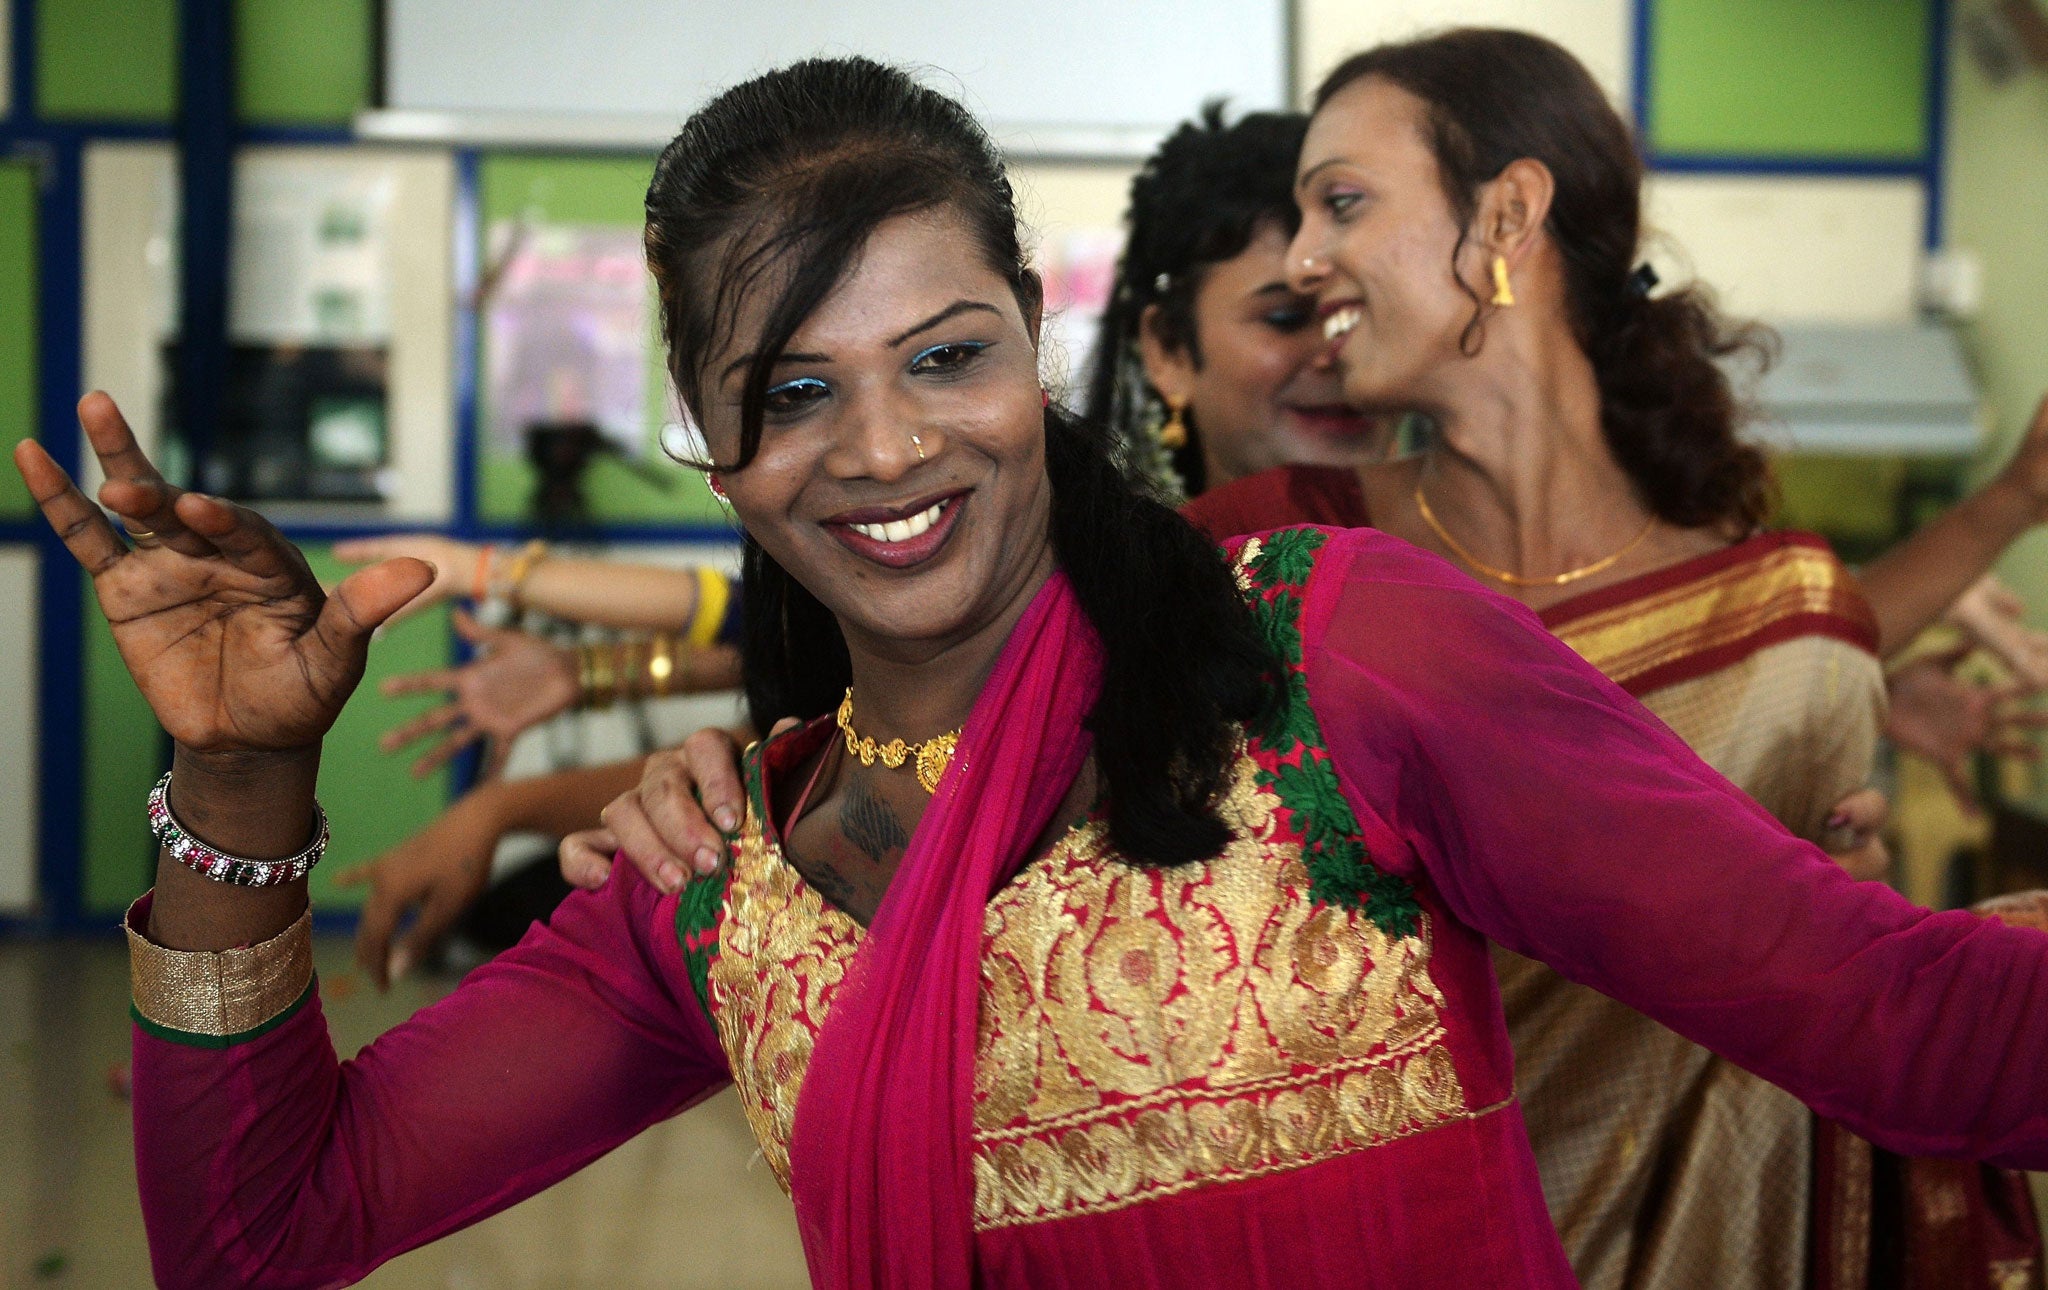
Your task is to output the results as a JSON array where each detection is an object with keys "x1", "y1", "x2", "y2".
[{"x1": 786, "y1": 572, "x2": 1102, "y2": 1288}]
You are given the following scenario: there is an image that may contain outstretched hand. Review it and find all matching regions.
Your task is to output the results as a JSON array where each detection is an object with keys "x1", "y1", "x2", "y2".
[
  {"x1": 332, "y1": 532, "x2": 483, "y2": 626},
  {"x1": 376, "y1": 609, "x2": 579, "y2": 779},
  {"x1": 1885, "y1": 646, "x2": 2048, "y2": 812},
  {"x1": 1945, "y1": 575, "x2": 2048, "y2": 691},
  {"x1": 15, "y1": 394, "x2": 434, "y2": 760}
]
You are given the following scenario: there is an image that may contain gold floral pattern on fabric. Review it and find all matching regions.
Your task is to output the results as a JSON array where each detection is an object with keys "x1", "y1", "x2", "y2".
[
  {"x1": 970, "y1": 754, "x2": 1469, "y2": 1229},
  {"x1": 705, "y1": 815, "x2": 861, "y2": 1193}
]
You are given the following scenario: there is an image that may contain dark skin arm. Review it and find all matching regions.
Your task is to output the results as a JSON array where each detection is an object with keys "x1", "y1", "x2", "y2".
[
  {"x1": 1859, "y1": 395, "x2": 2048, "y2": 657},
  {"x1": 16, "y1": 393, "x2": 431, "y2": 952}
]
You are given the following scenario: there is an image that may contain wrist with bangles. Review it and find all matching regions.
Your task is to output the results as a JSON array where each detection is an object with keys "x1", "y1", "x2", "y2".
[
  {"x1": 470, "y1": 539, "x2": 551, "y2": 608},
  {"x1": 574, "y1": 632, "x2": 690, "y2": 709},
  {"x1": 147, "y1": 770, "x2": 330, "y2": 887}
]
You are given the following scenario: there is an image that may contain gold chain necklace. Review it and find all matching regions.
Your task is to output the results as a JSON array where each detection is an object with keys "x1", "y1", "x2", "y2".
[
  {"x1": 1412, "y1": 482, "x2": 1657, "y2": 588},
  {"x1": 835, "y1": 688, "x2": 961, "y2": 794}
]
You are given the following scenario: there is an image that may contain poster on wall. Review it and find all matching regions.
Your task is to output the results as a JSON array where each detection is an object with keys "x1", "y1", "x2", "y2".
[
  {"x1": 1037, "y1": 227, "x2": 1124, "y2": 396},
  {"x1": 483, "y1": 221, "x2": 652, "y2": 459}
]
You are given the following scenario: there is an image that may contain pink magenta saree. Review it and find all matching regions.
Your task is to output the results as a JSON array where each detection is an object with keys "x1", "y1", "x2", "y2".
[{"x1": 129, "y1": 527, "x2": 2048, "y2": 1290}]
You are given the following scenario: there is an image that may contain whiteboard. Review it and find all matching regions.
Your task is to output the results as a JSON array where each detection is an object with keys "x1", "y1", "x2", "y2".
[{"x1": 384, "y1": 0, "x2": 1288, "y2": 155}]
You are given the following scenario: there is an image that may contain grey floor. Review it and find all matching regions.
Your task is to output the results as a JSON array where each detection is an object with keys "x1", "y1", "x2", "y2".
[{"x1": 0, "y1": 935, "x2": 809, "y2": 1289}]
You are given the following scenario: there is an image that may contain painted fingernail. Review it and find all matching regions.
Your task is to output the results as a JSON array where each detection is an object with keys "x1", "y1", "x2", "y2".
[
  {"x1": 656, "y1": 862, "x2": 686, "y2": 893},
  {"x1": 714, "y1": 807, "x2": 738, "y2": 833},
  {"x1": 1826, "y1": 811, "x2": 1849, "y2": 830},
  {"x1": 694, "y1": 846, "x2": 719, "y2": 875}
]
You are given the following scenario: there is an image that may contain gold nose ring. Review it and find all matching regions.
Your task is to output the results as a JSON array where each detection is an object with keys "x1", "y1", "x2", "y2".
[{"x1": 910, "y1": 434, "x2": 926, "y2": 461}]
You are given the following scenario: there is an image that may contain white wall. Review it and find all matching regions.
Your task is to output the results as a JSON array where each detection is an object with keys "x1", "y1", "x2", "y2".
[
  {"x1": 82, "y1": 144, "x2": 458, "y2": 520},
  {"x1": 1645, "y1": 176, "x2": 1926, "y2": 324},
  {"x1": 0, "y1": 547, "x2": 39, "y2": 912},
  {"x1": 1297, "y1": 0, "x2": 1633, "y2": 106}
]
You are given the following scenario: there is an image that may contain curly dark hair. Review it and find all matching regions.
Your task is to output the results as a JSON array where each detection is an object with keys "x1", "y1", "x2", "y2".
[
  {"x1": 643, "y1": 57, "x2": 1273, "y2": 865},
  {"x1": 1081, "y1": 103, "x2": 1308, "y2": 498},
  {"x1": 1317, "y1": 29, "x2": 1774, "y2": 531}
]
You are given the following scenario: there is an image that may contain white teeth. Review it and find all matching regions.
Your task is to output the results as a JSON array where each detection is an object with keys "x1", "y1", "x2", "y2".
[
  {"x1": 849, "y1": 501, "x2": 945, "y2": 544},
  {"x1": 1322, "y1": 306, "x2": 1363, "y2": 341}
]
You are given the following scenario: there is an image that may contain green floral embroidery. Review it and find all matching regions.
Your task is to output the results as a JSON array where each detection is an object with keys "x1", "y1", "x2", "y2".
[
  {"x1": 1232, "y1": 528, "x2": 1421, "y2": 938},
  {"x1": 675, "y1": 865, "x2": 730, "y2": 1034},
  {"x1": 673, "y1": 743, "x2": 761, "y2": 1032}
]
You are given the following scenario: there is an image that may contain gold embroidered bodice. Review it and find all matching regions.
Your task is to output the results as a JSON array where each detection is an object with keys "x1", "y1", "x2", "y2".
[{"x1": 704, "y1": 750, "x2": 1470, "y2": 1231}]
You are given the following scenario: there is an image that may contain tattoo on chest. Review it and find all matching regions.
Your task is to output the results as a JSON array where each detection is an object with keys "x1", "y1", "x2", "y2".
[{"x1": 841, "y1": 777, "x2": 910, "y2": 865}]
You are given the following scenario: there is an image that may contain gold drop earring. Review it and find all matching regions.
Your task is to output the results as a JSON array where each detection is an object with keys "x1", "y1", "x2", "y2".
[
  {"x1": 1490, "y1": 255, "x2": 1516, "y2": 308},
  {"x1": 1159, "y1": 398, "x2": 1189, "y2": 450}
]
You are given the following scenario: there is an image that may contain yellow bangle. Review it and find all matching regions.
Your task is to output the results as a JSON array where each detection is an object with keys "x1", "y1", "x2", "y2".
[
  {"x1": 500, "y1": 540, "x2": 550, "y2": 609},
  {"x1": 687, "y1": 567, "x2": 730, "y2": 648}
]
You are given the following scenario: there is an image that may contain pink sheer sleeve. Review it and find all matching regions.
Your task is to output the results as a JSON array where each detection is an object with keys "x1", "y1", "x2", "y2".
[
  {"x1": 1300, "y1": 527, "x2": 2048, "y2": 1169},
  {"x1": 132, "y1": 862, "x2": 728, "y2": 1290}
]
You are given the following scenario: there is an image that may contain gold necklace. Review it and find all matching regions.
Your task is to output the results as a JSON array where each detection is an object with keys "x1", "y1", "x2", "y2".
[
  {"x1": 835, "y1": 688, "x2": 961, "y2": 794},
  {"x1": 1412, "y1": 482, "x2": 1657, "y2": 588}
]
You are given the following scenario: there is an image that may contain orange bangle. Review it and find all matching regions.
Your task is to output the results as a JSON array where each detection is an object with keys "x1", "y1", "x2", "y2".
[{"x1": 470, "y1": 544, "x2": 496, "y2": 603}]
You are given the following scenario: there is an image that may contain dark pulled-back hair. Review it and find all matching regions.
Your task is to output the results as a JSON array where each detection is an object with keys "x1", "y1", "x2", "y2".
[
  {"x1": 1083, "y1": 103, "x2": 1309, "y2": 498},
  {"x1": 644, "y1": 57, "x2": 1272, "y2": 865},
  {"x1": 1318, "y1": 29, "x2": 1772, "y2": 532}
]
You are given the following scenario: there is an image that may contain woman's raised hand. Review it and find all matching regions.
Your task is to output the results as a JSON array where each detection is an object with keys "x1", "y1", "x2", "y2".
[{"x1": 15, "y1": 394, "x2": 434, "y2": 760}]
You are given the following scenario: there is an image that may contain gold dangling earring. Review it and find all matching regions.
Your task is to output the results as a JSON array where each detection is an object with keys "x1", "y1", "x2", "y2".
[
  {"x1": 1159, "y1": 398, "x2": 1188, "y2": 450},
  {"x1": 1490, "y1": 255, "x2": 1516, "y2": 308}
]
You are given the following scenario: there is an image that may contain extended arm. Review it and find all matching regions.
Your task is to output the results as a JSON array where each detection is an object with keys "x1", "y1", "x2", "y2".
[
  {"x1": 1857, "y1": 395, "x2": 2048, "y2": 656},
  {"x1": 334, "y1": 533, "x2": 732, "y2": 634},
  {"x1": 132, "y1": 863, "x2": 724, "y2": 1289},
  {"x1": 335, "y1": 755, "x2": 654, "y2": 987},
  {"x1": 17, "y1": 398, "x2": 727, "y2": 1288},
  {"x1": 1307, "y1": 531, "x2": 2048, "y2": 1167}
]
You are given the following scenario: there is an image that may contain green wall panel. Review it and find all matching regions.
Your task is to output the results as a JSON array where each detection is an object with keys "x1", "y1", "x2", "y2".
[
  {"x1": 81, "y1": 574, "x2": 163, "y2": 914},
  {"x1": 37, "y1": 0, "x2": 177, "y2": 121},
  {"x1": 1649, "y1": 0, "x2": 1930, "y2": 159},
  {"x1": 235, "y1": 0, "x2": 373, "y2": 125},
  {"x1": 475, "y1": 154, "x2": 724, "y2": 526},
  {"x1": 0, "y1": 164, "x2": 35, "y2": 520},
  {"x1": 79, "y1": 549, "x2": 455, "y2": 914},
  {"x1": 299, "y1": 546, "x2": 454, "y2": 907}
]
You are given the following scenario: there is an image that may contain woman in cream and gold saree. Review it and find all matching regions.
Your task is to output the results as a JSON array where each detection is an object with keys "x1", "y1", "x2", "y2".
[{"x1": 1180, "y1": 28, "x2": 2048, "y2": 1290}]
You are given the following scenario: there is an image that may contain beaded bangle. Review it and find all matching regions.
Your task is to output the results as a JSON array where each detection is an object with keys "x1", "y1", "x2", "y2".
[{"x1": 147, "y1": 771, "x2": 330, "y2": 888}]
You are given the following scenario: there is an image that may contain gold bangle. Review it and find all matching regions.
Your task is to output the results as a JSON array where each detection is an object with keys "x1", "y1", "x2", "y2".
[
  {"x1": 588, "y1": 640, "x2": 618, "y2": 710},
  {"x1": 647, "y1": 632, "x2": 677, "y2": 697},
  {"x1": 575, "y1": 643, "x2": 599, "y2": 709},
  {"x1": 615, "y1": 639, "x2": 641, "y2": 702}
]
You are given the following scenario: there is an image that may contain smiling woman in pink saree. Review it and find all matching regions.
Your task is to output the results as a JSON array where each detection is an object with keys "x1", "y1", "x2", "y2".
[{"x1": 21, "y1": 56, "x2": 2048, "y2": 1290}]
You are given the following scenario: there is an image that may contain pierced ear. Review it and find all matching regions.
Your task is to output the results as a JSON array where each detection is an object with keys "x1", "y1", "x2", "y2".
[
  {"x1": 1478, "y1": 157, "x2": 1557, "y2": 264},
  {"x1": 1135, "y1": 303, "x2": 1197, "y2": 409}
]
